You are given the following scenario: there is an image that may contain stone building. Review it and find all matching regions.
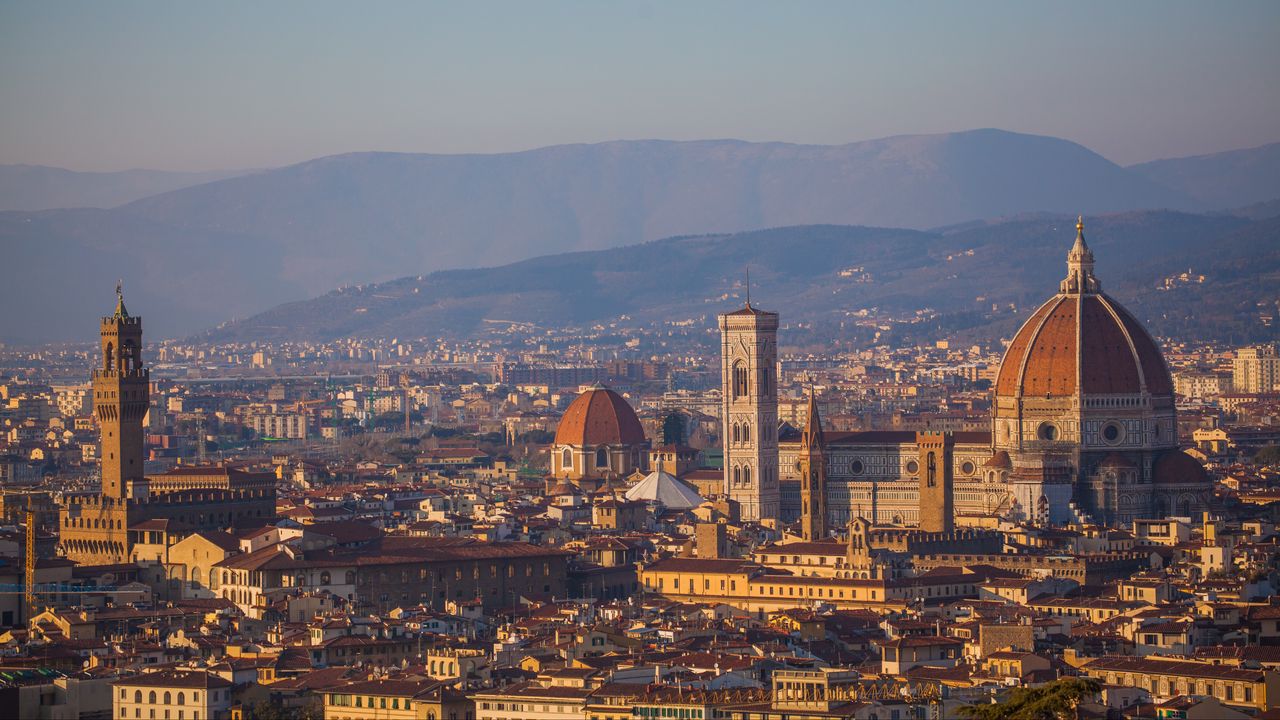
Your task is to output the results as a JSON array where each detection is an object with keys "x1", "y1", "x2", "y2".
[
  {"x1": 751, "y1": 221, "x2": 1210, "y2": 531},
  {"x1": 718, "y1": 303, "x2": 781, "y2": 523},
  {"x1": 59, "y1": 291, "x2": 275, "y2": 565},
  {"x1": 992, "y1": 218, "x2": 1211, "y2": 524}
]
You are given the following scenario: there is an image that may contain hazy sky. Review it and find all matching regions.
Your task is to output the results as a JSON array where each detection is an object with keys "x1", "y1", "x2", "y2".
[{"x1": 2, "y1": 1, "x2": 1277, "y2": 171}]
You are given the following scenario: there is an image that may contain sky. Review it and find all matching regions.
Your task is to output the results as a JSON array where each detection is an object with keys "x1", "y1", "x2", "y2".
[{"x1": 1, "y1": 0, "x2": 1278, "y2": 172}]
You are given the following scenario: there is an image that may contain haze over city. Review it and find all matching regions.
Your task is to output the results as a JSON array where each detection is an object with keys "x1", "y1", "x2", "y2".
[
  {"x1": 3, "y1": 1, "x2": 1279, "y2": 171},
  {"x1": 2, "y1": 3, "x2": 1280, "y2": 720}
]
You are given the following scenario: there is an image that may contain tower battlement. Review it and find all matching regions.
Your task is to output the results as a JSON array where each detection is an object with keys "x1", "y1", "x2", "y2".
[{"x1": 100, "y1": 315, "x2": 142, "y2": 328}]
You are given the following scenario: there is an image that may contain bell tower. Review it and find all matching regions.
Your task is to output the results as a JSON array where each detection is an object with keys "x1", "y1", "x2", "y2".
[
  {"x1": 94, "y1": 285, "x2": 149, "y2": 499},
  {"x1": 917, "y1": 431, "x2": 954, "y2": 533},
  {"x1": 719, "y1": 301, "x2": 780, "y2": 524},
  {"x1": 798, "y1": 391, "x2": 827, "y2": 541}
]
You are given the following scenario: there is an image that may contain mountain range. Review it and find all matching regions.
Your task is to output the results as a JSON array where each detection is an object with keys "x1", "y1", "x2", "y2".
[
  {"x1": 1, "y1": 129, "x2": 1277, "y2": 344},
  {"x1": 0, "y1": 165, "x2": 252, "y2": 211},
  {"x1": 205, "y1": 210, "x2": 1280, "y2": 348}
]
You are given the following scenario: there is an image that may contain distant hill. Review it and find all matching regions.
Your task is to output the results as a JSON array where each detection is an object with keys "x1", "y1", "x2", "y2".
[
  {"x1": 2, "y1": 129, "x2": 1217, "y2": 342},
  {"x1": 1128, "y1": 142, "x2": 1280, "y2": 211},
  {"x1": 0, "y1": 164, "x2": 252, "y2": 211},
  {"x1": 202, "y1": 210, "x2": 1280, "y2": 347}
]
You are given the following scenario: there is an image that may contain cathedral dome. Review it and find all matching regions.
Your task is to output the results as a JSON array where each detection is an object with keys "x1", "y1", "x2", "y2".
[
  {"x1": 994, "y1": 220, "x2": 1172, "y2": 400},
  {"x1": 554, "y1": 385, "x2": 646, "y2": 446}
]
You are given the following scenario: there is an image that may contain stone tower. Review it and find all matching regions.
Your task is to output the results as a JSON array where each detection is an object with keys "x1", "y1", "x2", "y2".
[
  {"x1": 95, "y1": 286, "x2": 149, "y2": 500},
  {"x1": 798, "y1": 392, "x2": 827, "y2": 541},
  {"x1": 917, "y1": 431, "x2": 954, "y2": 533},
  {"x1": 719, "y1": 303, "x2": 779, "y2": 524}
]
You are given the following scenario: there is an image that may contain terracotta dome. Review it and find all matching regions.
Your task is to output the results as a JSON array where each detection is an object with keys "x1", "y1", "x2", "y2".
[
  {"x1": 983, "y1": 451, "x2": 1012, "y2": 469},
  {"x1": 554, "y1": 385, "x2": 646, "y2": 446},
  {"x1": 995, "y1": 221, "x2": 1172, "y2": 400},
  {"x1": 1153, "y1": 450, "x2": 1208, "y2": 485}
]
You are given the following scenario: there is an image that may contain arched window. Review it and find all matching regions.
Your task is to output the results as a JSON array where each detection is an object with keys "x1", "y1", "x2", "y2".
[
  {"x1": 742, "y1": 466, "x2": 752, "y2": 487},
  {"x1": 732, "y1": 362, "x2": 749, "y2": 399},
  {"x1": 595, "y1": 447, "x2": 609, "y2": 468},
  {"x1": 732, "y1": 424, "x2": 740, "y2": 443},
  {"x1": 320, "y1": 571, "x2": 331, "y2": 585},
  {"x1": 105, "y1": 342, "x2": 115, "y2": 370},
  {"x1": 176, "y1": 693, "x2": 184, "y2": 706},
  {"x1": 135, "y1": 691, "x2": 142, "y2": 703},
  {"x1": 732, "y1": 466, "x2": 741, "y2": 487},
  {"x1": 742, "y1": 423, "x2": 751, "y2": 442},
  {"x1": 149, "y1": 692, "x2": 156, "y2": 704},
  {"x1": 345, "y1": 570, "x2": 356, "y2": 584}
]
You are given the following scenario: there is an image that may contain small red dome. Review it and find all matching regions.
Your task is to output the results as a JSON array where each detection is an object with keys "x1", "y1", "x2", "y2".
[
  {"x1": 1153, "y1": 450, "x2": 1208, "y2": 485},
  {"x1": 554, "y1": 386, "x2": 646, "y2": 446},
  {"x1": 983, "y1": 451, "x2": 1012, "y2": 469}
]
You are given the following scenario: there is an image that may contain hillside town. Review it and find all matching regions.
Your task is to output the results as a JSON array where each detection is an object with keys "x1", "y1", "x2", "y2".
[{"x1": 1, "y1": 229, "x2": 1279, "y2": 720}]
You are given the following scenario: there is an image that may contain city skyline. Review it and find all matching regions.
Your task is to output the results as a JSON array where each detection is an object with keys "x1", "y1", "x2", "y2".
[{"x1": 2, "y1": 5, "x2": 1279, "y2": 718}]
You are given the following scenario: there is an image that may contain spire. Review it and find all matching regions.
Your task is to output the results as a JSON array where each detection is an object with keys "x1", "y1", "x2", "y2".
[
  {"x1": 802, "y1": 388, "x2": 824, "y2": 449},
  {"x1": 113, "y1": 281, "x2": 130, "y2": 319},
  {"x1": 1060, "y1": 215, "x2": 1100, "y2": 294},
  {"x1": 744, "y1": 265, "x2": 752, "y2": 310}
]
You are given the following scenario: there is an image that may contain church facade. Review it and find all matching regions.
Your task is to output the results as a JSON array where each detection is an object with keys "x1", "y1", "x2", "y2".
[{"x1": 721, "y1": 221, "x2": 1212, "y2": 533}]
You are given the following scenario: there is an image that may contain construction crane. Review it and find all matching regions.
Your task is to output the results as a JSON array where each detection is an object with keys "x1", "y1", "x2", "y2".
[{"x1": 24, "y1": 497, "x2": 36, "y2": 624}]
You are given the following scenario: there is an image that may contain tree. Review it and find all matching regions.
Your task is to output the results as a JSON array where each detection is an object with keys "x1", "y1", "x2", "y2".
[
  {"x1": 662, "y1": 411, "x2": 687, "y2": 446},
  {"x1": 1255, "y1": 445, "x2": 1280, "y2": 467},
  {"x1": 517, "y1": 429, "x2": 555, "y2": 444},
  {"x1": 958, "y1": 677, "x2": 1102, "y2": 720}
]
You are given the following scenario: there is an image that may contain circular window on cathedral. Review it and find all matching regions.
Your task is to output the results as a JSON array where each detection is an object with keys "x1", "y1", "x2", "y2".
[
  {"x1": 1102, "y1": 422, "x2": 1123, "y2": 444},
  {"x1": 961, "y1": 461, "x2": 975, "y2": 475},
  {"x1": 1038, "y1": 423, "x2": 1059, "y2": 441},
  {"x1": 906, "y1": 460, "x2": 919, "y2": 475},
  {"x1": 851, "y1": 459, "x2": 865, "y2": 475}
]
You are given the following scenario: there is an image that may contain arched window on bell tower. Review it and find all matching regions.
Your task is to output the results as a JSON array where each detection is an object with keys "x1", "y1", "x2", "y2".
[{"x1": 732, "y1": 362, "x2": 748, "y2": 399}]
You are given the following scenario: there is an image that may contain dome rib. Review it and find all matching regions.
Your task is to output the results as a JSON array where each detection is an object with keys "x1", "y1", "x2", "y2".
[
  {"x1": 1009, "y1": 295, "x2": 1077, "y2": 398},
  {"x1": 1095, "y1": 294, "x2": 1147, "y2": 394},
  {"x1": 996, "y1": 295, "x2": 1063, "y2": 397}
]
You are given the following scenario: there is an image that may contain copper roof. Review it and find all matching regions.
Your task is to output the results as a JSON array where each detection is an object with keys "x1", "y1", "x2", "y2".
[
  {"x1": 995, "y1": 294, "x2": 1172, "y2": 399},
  {"x1": 554, "y1": 386, "x2": 646, "y2": 446}
]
